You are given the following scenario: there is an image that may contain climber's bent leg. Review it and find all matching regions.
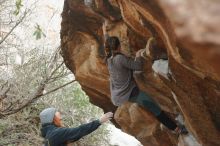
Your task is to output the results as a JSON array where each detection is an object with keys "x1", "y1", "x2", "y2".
[
  {"x1": 129, "y1": 90, "x2": 161, "y2": 116},
  {"x1": 129, "y1": 90, "x2": 177, "y2": 131}
]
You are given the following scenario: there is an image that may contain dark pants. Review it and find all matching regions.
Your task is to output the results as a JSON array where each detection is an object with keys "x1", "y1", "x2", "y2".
[
  {"x1": 129, "y1": 89, "x2": 162, "y2": 116},
  {"x1": 129, "y1": 87, "x2": 177, "y2": 131}
]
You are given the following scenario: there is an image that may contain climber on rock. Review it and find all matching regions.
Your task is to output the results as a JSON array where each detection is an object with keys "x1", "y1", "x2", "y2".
[
  {"x1": 102, "y1": 20, "x2": 188, "y2": 135},
  {"x1": 39, "y1": 107, "x2": 113, "y2": 146}
]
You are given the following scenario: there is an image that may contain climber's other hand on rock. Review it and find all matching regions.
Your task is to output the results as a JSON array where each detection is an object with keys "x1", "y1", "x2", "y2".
[
  {"x1": 135, "y1": 49, "x2": 144, "y2": 58},
  {"x1": 99, "y1": 112, "x2": 113, "y2": 124}
]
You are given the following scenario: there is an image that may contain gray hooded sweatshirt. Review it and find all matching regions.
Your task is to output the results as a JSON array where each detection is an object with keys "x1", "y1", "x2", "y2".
[{"x1": 107, "y1": 54, "x2": 143, "y2": 106}]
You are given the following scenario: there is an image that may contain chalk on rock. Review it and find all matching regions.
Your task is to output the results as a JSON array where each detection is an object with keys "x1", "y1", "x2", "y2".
[
  {"x1": 84, "y1": 0, "x2": 93, "y2": 7},
  {"x1": 175, "y1": 114, "x2": 185, "y2": 125},
  {"x1": 152, "y1": 59, "x2": 170, "y2": 79},
  {"x1": 174, "y1": 112, "x2": 201, "y2": 146},
  {"x1": 178, "y1": 134, "x2": 201, "y2": 146}
]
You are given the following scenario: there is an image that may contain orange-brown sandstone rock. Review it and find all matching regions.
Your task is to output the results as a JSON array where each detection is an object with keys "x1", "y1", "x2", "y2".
[{"x1": 61, "y1": 0, "x2": 220, "y2": 145}]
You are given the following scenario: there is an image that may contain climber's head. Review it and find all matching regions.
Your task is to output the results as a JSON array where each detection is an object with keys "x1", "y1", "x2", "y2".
[
  {"x1": 105, "y1": 36, "x2": 121, "y2": 58},
  {"x1": 40, "y1": 108, "x2": 62, "y2": 127}
]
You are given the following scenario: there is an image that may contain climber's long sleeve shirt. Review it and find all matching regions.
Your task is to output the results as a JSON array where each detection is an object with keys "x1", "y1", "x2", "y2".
[{"x1": 107, "y1": 54, "x2": 144, "y2": 106}]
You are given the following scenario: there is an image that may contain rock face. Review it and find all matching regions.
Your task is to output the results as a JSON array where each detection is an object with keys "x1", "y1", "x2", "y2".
[{"x1": 60, "y1": 0, "x2": 220, "y2": 146}]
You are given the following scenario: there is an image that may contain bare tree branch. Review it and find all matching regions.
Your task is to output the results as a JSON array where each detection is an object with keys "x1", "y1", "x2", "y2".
[
  {"x1": 0, "y1": 49, "x2": 71, "y2": 118},
  {"x1": 47, "y1": 71, "x2": 71, "y2": 83},
  {"x1": 0, "y1": 11, "x2": 27, "y2": 45},
  {"x1": 42, "y1": 80, "x2": 76, "y2": 97},
  {"x1": 48, "y1": 61, "x2": 64, "y2": 79},
  {"x1": 0, "y1": 81, "x2": 8, "y2": 90},
  {"x1": 0, "y1": 79, "x2": 75, "y2": 117},
  {"x1": 0, "y1": 78, "x2": 48, "y2": 117}
]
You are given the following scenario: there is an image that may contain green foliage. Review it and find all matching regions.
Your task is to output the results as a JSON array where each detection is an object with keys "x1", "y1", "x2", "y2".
[
  {"x1": 13, "y1": 0, "x2": 23, "y2": 16},
  {"x1": 33, "y1": 24, "x2": 46, "y2": 40}
]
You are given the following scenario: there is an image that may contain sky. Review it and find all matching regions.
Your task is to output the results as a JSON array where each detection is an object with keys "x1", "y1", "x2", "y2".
[{"x1": 21, "y1": 0, "x2": 142, "y2": 145}]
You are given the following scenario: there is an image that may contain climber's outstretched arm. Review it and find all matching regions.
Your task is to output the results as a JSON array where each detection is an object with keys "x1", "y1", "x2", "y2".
[{"x1": 117, "y1": 54, "x2": 143, "y2": 71}]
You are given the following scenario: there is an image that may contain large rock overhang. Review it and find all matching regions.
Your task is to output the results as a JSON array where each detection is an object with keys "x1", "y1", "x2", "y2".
[{"x1": 60, "y1": 0, "x2": 220, "y2": 146}]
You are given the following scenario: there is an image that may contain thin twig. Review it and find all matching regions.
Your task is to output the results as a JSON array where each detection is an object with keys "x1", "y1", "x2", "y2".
[
  {"x1": 42, "y1": 80, "x2": 76, "y2": 97},
  {"x1": 0, "y1": 11, "x2": 27, "y2": 45},
  {"x1": 48, "y1": 61, "x2": 64, "y2": 79},
  {"x1": 0, "y1": 68, "x2": 73, "y2": 117}
]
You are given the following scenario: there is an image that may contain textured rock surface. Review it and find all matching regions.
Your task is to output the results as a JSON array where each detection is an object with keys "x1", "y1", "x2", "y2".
[{"x1": 60, "y1": 0, "x2": 220, "y2": 146}]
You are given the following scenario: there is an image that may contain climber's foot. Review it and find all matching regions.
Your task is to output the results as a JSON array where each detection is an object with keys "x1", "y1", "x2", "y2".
[{"x1": 175, "y1": 125, "x2": 188, "y2": 135}]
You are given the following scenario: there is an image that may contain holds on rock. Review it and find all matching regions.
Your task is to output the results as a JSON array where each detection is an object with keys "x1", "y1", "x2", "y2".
[
  {"x1": 84, "y1": 0, "x2": 93, "y2": 7},
  {"x1": 178, "y1": 134, "x2": 202, "y2": 146}
]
